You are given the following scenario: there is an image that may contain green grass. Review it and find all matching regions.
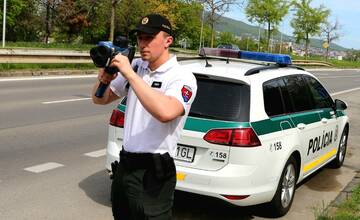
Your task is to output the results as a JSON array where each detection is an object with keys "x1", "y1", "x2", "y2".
[
  {"x1": 0, "y1": 63, "x2": 96, "y2": 71},
  {"x1": 291, "y1": 55, "x2": 360, "y2": 68},
  {"x1": 316, "y1": 182, "x2": 360, "y2": 220}
]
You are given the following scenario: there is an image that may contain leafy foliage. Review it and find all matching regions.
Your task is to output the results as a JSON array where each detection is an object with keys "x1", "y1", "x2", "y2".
[
  {"x1": 245, "y1": 0, "x2": 290, "y2": 51},
  {"x1": 291, "y1": 0, "x2": 329, "y2": 57}
]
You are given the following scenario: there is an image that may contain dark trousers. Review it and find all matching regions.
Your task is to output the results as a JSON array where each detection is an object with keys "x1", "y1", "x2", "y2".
[{"x1": 111, "y1": 152, "x2": 176, "y2": 220}]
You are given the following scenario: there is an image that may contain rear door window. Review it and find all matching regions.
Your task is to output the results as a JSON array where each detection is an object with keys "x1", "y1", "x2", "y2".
[
  {"x1": 263, "y1": 79, "x2": 285, "y2": 116},
  {"x1": 189, "y1": 78, "x2": 250, "y2": 122},
  {"x1": 283, "y1": 75, "x2": 315, "y2": 112}
]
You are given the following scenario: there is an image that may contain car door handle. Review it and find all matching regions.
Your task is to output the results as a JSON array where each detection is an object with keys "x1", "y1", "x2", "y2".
[
  {"x1": 296, "y1": 123, "x2": 306, "y2": 130},
  {"x1": 321, "y1": 118, "x2": 328, "y2": 124}
]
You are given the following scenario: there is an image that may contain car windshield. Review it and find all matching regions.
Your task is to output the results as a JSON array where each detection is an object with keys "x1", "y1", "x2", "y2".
[
  {"x1": 189, "y1": 78, "x2": 250, "y2": 121},
  {"x1": 217, "y1": 44, "x2": 239, "y2": 50}
]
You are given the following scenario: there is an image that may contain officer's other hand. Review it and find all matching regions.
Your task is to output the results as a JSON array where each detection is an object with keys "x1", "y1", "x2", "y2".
[
  {"x1": 98, "y1": 68, "x2": 117, "y2": 85},
  {"x1": 110, "y1": 54, "x2": 134, "y2": 78}
]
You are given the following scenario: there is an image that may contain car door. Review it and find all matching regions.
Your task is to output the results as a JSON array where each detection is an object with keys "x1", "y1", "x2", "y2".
[
  {"x1": 303, "y1": 75, "x2": 339, "y2": 164},
  {"x1": 282, "y1": 75, "x2": 323, "y2": 175}
]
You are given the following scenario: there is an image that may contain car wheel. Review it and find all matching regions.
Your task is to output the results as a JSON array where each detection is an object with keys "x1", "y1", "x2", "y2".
[
  {"x1": 330, "y1": 127, "x2": 348, "y2": 168},
  {"x1": 267, "y1": 156, "x2": 297, "y2": 217}
]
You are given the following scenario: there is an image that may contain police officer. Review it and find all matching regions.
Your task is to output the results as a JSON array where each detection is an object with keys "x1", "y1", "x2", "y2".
[{"x1": 92, "y1": 14, "x2": 197, "y2": 220}]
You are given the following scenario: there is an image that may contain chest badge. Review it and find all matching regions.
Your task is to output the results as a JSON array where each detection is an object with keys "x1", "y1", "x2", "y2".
[{"x1": 151, "y1": 81, "x2": 162, "y2": 88}]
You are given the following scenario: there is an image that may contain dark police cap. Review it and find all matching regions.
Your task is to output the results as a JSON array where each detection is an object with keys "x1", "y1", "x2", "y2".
[{"x1": 131, "y1": 14, "x2": 172, "y2": 36}]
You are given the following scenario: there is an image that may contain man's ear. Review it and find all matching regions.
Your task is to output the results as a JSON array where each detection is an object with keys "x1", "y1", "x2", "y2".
[{"x1": 164, "y1": 35, "x2": 173, "y2": 48}]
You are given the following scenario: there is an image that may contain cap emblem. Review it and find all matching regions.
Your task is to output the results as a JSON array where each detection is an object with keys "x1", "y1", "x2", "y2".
[{"x1": 141, "y1": 17, "x2": 149, "y2": 25}]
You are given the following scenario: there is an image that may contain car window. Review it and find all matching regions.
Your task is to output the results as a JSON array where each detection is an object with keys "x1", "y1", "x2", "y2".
[
  {"x1": 189, "y1": 78, "x2": 250, "y2": 121},
  {"x1": 278, "y1": 78, "x2": 294, "y2": 113},
  {"x1": 303, "y1": 75, "x2": 334, "y2": 109},
  {"x1": 283, "y1": 75, "x2": 315, "y2": 112},
  {"x1": 263, "y1": 79, "x2": 285, "y2": 116},
  {"x1": 120, "y1": 78, "x2": 250, "y2": 122}
]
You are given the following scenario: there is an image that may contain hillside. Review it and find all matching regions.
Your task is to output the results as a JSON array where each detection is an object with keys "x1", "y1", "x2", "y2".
[{"x1": 214, "y1": 15, "x2": 347, "y2": 51}]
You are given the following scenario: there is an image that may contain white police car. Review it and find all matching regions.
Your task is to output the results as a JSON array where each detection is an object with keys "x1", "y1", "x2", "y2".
[{"x1": 105, "y1": 48, "x2": 349, "y2": 217}]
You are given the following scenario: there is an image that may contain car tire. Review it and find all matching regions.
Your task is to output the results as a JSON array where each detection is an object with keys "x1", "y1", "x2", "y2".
[
  {"x1": 267, "y1": 156, "x2": 298, "y2": 217},
  {"x1": 330, "y1": 127, "x2": 348, "y2": 168}
]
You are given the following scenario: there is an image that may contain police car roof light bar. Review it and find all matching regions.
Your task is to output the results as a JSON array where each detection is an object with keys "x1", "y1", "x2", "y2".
[
  {"x1": 198, "y1": 47, "x2": 292, "y2": 66},
  {"x1": 238, "y1": 51, "x2": 292, "y2": 66}
]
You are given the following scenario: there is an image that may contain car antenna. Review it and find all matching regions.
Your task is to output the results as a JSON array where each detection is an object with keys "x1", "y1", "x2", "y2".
[{"x1": 199, "y1": 48, "x2": 212, "y2": 67}]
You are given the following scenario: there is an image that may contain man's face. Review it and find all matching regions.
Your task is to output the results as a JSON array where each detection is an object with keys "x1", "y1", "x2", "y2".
[{"x1": 137, "y1": 31, "x2": 172, "y2": 62}]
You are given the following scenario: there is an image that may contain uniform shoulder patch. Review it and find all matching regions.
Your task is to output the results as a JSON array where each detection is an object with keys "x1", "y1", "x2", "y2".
[{"x1": 181, "y1": 85, "x2": 192, "y2": 102}]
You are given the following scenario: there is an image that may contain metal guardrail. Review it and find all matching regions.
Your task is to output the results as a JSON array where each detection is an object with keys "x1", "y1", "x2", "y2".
[
  {"x1": 0, "y1": 49, "x2": 92, "y2": 64},
  {"x1": 292, "y1": 59, "x2": 333, "y2": 67},
  {"x1": 0, "y1": 49, "x2": 333, "y2": 67}
]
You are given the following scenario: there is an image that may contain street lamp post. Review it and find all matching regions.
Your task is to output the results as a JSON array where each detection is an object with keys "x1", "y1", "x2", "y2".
[
  {"x1": 199, "y1": 5, "x2": 205, "y2": 50},
  {"x1": 2, "y1": 0, "x2": 6, "y2": 48},
  {"x1": 257, "y1": 24, "x2": 261, "y2": 52}
]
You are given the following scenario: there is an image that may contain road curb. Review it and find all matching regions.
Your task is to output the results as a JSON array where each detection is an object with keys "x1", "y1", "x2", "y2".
[{"x1": 327, "y1": 170, "x2": 360, "y2": 212}]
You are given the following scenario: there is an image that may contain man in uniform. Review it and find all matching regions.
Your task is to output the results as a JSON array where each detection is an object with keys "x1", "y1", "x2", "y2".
[{"x1": 92, "y1": 14, "x2": 197, "y2": 220}]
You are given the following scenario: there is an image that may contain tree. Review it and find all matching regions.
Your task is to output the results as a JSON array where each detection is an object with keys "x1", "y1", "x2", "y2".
[
  {"x1": 39, "y1": 0, "x2": 61, "y2": 43},
  {"x1": 81, "y1": 0, "x2": 110, "y2": 43},
  {"x1": 217, "y1": 31, "x2": 237, "y2": 44},
  {"x1": 321, "y1": 19, "x2": 341, "y2": 60},
  {"x1": 56, "y1": 0, "x2": 97, "y2": 43},
  {"x1": 109, "y1": 0, "x2": 120, "y2": 41},
  {"x1": 202, "y1": 0, "x2": 241, "y2": 48},
  {"x1": 115, "y1": 0, "x2": 147, "y2": 38},
  {"x1": 172, "y1": 1, "x2": 202, "y2": 49},
  {"x1": 291, "y1": 0, "x2": 329, "y2": 57},
  {"x1": 245, "y1": 0, "x2": 290, "y2": 52},
  {"x1": 0, "y1": 0, "x2": 42, "y2": 41}
]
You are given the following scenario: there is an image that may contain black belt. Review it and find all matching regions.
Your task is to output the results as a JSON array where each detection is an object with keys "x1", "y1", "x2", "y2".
[
  {"x1": 119, "y1": 149, "x2": 176, "y2": 181},
  {"x1": 120, "y1": 149, "x2": 155, "y2": 170}
]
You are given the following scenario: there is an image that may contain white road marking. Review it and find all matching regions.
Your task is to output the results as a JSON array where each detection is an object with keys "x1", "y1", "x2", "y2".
[
  {"x1": 331, "y1": 87, "x2": 360, "y2": 96},
  {"x1": 320, "y1": 75, "x2": 360, "y2": 79},
  {"x1": 84, "y1": 149, "x2": 106, "y2": 158},
  {"x1": 24, "y1": 162, "x2": 64, "y2": 173},
  {"x1": 0, "y1": 75, "x2": 96, "y2": 82},
  {"x1": 42, "y1": 97, "x2": 91, "y2": 104}
]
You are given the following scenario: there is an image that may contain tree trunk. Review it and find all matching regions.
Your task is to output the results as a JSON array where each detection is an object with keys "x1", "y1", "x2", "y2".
[
  {"x1": 326, "y1": 32, "x2": 330, "y2": 60},
  {"x1": 210, "y1": 10, "x2": 215, "y2": 48},
  {"x1": 45, "y1": 1, "x2": 51, "y2": 43},
  {"x1": 109, "y1": 0, "x2": 117, "y2": 41},
  {"x1": 267, "y1": 21, "x2": 271, "y2": 52},
  {"x1": 305, "y1": 34, "x2": 309, "y2": 59}
]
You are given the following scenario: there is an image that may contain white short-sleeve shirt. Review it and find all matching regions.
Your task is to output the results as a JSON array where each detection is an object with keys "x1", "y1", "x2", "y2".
[{"x1": 110, "y1": 55, "x2": 197, "y2": 157}]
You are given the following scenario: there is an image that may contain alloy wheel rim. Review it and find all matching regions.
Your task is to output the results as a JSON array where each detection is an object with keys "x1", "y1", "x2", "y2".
[
  {"x1": 281, "y1": 164, "x2": 296, "y2": 208},
  {"x1": 339, "y1": 134, "x2": 347, "y2": 162}
]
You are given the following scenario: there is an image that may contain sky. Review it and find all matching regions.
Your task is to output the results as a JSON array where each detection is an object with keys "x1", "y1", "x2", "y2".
[{"x1": 224, "y1": 0, "x2": 360, "y2": 50}]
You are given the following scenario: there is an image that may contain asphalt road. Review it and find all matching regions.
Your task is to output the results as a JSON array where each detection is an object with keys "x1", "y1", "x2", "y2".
[{"x1": 0, "y1": 69, "x2": 359, "y2": 220}]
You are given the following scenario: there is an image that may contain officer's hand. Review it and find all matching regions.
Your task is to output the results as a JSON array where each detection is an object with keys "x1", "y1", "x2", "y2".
[
  {"x1": 98, "y1": 68, "x2": 117, "y2": 84},
  {"x1": 111, "y1": 160, "x2": 119, "y2": 176},
  {"x1": 110, "y1": 54, "x2": 134, "y2": 79}
]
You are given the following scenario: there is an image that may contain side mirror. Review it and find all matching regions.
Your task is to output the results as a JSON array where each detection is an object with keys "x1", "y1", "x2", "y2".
[{"x1": 334, "y1": 99, "x2": 347, "y2": 110}]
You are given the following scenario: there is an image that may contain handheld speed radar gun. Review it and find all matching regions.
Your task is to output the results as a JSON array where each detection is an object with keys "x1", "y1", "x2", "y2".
[{"x1": 90, "y1": 36, "x2": 135, "y2": 98}]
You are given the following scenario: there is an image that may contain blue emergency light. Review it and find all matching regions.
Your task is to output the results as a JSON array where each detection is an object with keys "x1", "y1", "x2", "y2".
[
  {"x1": 199, "y1": 47, "x2": 292, "y2": 66},
  {"x1": 239, "y1": 51, "x2": 292, "y2": 65}
]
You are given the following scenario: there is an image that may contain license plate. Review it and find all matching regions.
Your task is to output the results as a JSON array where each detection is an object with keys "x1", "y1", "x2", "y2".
[{"x1": 174, "y1": 144, "x2": 196, "y2": 162}]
